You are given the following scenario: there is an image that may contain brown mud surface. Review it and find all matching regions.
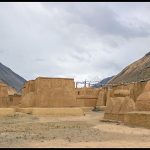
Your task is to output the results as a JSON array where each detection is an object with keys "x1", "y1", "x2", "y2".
[{"x1": 0, "y1": 111, "x2": 149, "y2": 148}]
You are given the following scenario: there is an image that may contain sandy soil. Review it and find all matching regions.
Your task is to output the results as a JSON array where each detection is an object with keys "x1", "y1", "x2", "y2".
[{"x1": 0, "y1": 111, "x2": 149, "y2": 148}]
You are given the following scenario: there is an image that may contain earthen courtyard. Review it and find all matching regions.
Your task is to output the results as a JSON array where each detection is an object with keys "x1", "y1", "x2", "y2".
[
  {"x1": 0, "y1": 77, "x2": 150, "y2": 148},
  {"x1": 0, "y1": 111, "x2": 150, "y2": 148}
]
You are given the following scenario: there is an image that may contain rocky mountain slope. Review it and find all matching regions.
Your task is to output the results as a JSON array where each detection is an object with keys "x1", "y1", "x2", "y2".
[
  {"x1": 108, "y1": 52, "x2": 150, "y2": 84},
  {"x1": 0, "y1": 62, "x2": 26, "y2": 92},
  {"x1": 93, "y1": 76, "x2": 114, "y2": 88}
]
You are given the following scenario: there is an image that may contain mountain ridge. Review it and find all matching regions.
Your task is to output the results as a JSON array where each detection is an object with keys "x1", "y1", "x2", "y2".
[
  {"x1": 93, "y1": 76, "x2": 114, "y2": 88},
  {"x1": 0, "y1": 62, "x2": 26, "y2": 92},
  {"x1": 108, "y1": 52, "x2": 150, "y2": 84}
]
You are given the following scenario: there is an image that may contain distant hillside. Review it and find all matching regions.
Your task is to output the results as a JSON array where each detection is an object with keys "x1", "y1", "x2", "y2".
[
  {"x1": 93, "y1": 76, "x2": 114, "y2": 88},
  {"x1": 0, "y1": 62, "x2": 26, "y2": 92},
  {"x1": 108, "y1": 52, "x2": 150, "y2": 84}
]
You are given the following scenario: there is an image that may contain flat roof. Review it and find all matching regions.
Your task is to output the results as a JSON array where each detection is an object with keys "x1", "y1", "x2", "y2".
[{"x1": 36, "y1": 77, "x2": 74, "y2": 80}]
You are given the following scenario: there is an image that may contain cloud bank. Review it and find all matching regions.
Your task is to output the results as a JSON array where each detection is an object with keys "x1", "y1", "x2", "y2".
[{"x1": 0, "y1": 2, "x2": 150, "y2": 82}]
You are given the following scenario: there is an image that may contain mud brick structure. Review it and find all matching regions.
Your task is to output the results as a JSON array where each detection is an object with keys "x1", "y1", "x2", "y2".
[
  {"x1": 0, "y1": 108, "x2": 15, "y2": 117},
  {"x1": 0, "y1": 82, "x2": 9, "y2": 107},
  {"x1": 103, "y1": 80, "x2": 150, "y2": 126},
  {"x1": 31, "y1": 107, "x2": 84, "y2": 116},
  {"x1": 124, "y1": 111, "x2": 150, "y2": 129},
  {"x1": 135, "y1": 80, "x2": 150, "y2": 111},
  {"x1": 0, "y1": 82, "x2": 21, "y2": 108},
  {"x1": 124, "y1": 81, "x2": 150, "y2": 128},
  {"x1": 20, "y1": 77, "x2": 77, "y2": 108},
  {"x1": 75, "y1": 87, "x2": 100, "y2": 107},
  {"x1": 105, "y1": 81, "x2": 147, "y2": 103},
  {"x1": 96, "y1": 87, "x2": 108, "y2": 106},
  {"x1": 104, "y1": 88, "x2": 135, "y2": 121},
  {"x1": 103, "y1": 84, "x2": 136, "y2": 121},
  {"x1": 8, "y1": 94, "x2": 21, "y2": 107}
]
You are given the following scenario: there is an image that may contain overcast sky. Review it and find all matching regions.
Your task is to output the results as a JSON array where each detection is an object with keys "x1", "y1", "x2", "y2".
[{"x1": 0, "y1": 2, "x2": 150, "y2": 82}]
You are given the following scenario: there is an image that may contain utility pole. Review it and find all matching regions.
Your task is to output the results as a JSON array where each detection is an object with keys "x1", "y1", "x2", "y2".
[
  {"x1": 88, "y1": 82, "x2": 90, "y2": 87},
  {"x1": 84, "y1": 80, "x2": 86, "y2": 87},
  {"x1": 75, "y1": 82, "x2": 78, "y2": 88}
]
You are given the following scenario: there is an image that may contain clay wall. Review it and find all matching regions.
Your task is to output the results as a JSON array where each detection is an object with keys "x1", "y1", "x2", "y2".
[
  {"x1": 75, "y1": 87, "x2": 100, "y2": 107},
  {"x1": 0, "y1": 83, "x2": 9, "y2": 107},
  {"x1": 96, "y1": 87, "x2": 108, "y2": 106},
  {"x1": 103, "y1": 81, "x2": 148, "y2": 121},
  {"x1": 21, "y1": 77, "x2": 77, "y2": 108},
  {"x1": 135, "y1": 80, "x2": 150, "y2": 111},
  {"x1": 124, "y1": 112, "x2": 150, "y2": 129},
  {"x1": 22, "y1": 80, "x2": 35, "y2": 96},
  {"x1": 8, "y1": 94, "x2": 22, "y2": 107},
  {"x1": 106, "y1": 81, "x2": 147, "y2": 102}
]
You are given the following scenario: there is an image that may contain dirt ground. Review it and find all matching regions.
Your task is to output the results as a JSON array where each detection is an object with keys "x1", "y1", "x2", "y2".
[{"x1": 0, "y1": 110, "x2": 150, "y2": 148}]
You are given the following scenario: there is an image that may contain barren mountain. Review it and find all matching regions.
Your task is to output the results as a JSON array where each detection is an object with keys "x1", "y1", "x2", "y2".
[
  {"x1": 108, "y1": 52, "x2": 150, "y2": 84},
  {"x1": 93, "y1": 76, "x2": 114, "y2": 88},
  {"x1": 0, "y1": 62, "x2": 26, "y2": 92}
]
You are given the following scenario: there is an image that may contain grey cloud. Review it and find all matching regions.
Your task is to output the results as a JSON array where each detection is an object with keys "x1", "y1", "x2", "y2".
[
  {"x1": 70, "y1": 53, "x2": 87, "y2": 62},
  {"x1": 35, "y1": 58, "x2": 45, "y2": 62},
  {"x1": 0, "y1": 50, "x2": 4, "y2": 54},
  {"x1": 76, "y1": 5, "x2": 150, "y2": 39},
  {"x1": 0, "y1": 2, "x2": 150, "y2": 82},
  {"x1": 70, "y1": 47, "x2": 91, "y2": 62},
  {"x1": 43, "y1": 3, "x2": 150, "y2": 39},
  {"x1": 94, "y1": 60, "x2": 122, "y2": 72}
]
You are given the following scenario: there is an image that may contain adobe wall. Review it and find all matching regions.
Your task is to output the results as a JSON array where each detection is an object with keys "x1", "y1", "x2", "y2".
[
  {"x1": 124, "y1": 111, "x2": 150, "y2": 129},
  {"x1": 8, "y1": 94, "x2": 22, "y2": 107},
  {"x1": 0, "y1": 83, "x2": 22, "y2": 108},
  {"x1": 21, "y1": 80, "x2": 35, "y2": 95},
  {"x1": 21, "y1": 77, "x2": 77, "y2": 108},
  {"x1": 21, "y1": 80, "x2": 36, "y2": 107},
  {"x1": 0, "y1": 83, "x2": 8, "y2": 97},
  {"x1": 106, "y1": 81, "x2": 147, "y2": 102},
  {"x1": 103, "y1": 81, "x2": 148, "y2": 121},
  {"x1": 96, "y1": 87, "x2": 107, "y2": 106},
  {"x1": 75, "y1": 87, "x2": 100, "y2": 107},
  {"x1": 0, "y1": 83, "x2": 9, "y2": 107},
  {"x1": 0, "y1": 108, "x2": 15, "y2": 117},
  {"x1": 135, "y1": 80, "x2": 150, "y2": 111},
  {"x1": 122, "y1": 81, "x2": 150, "y2": 128},
  {"x1": 8, "y1": 86, "x2": 17, "y2": 95}
]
